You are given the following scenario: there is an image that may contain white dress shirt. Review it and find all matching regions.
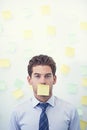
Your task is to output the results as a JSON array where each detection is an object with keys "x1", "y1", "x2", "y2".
[{"x1": 9, "y1": 95, "x2": 81, "y2": 130}]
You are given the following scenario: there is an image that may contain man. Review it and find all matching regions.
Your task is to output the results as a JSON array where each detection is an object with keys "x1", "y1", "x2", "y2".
[{"x1": 10, "y1": 54, "x2": 81, "y2": 130}]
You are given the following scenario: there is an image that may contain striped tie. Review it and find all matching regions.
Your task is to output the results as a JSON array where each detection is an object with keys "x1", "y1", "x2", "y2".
[{"x1": 38, "y1": 103, "x2": 49, "y2": 130}]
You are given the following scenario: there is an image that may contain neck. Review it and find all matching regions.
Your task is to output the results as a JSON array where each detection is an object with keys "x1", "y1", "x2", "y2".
[{"x1": 35, "y1": 94, "x2": 52, "y2": 102}]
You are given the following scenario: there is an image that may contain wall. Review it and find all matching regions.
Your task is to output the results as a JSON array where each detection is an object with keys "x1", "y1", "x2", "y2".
[{"x1": 0, "y1": 0, "x2": 87, "y2": 130}]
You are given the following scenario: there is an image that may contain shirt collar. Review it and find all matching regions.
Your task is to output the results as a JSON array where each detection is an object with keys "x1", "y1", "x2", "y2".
[{"x1": 32, "y1": 95, "x2": 55, "y2": 108}]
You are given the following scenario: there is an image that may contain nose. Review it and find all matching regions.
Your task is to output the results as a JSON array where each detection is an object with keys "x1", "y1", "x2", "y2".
[{"x1": 40, "y1": 76, "x2": 46, "y2": 84}]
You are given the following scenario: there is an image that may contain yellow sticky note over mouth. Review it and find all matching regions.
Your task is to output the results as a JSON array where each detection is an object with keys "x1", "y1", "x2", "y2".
[{"x1": 37, "y1": 84, "x2": 49, "y2": 96}]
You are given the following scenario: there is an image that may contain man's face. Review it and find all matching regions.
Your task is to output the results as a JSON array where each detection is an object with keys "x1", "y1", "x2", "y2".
[{"x1": 27, "y1": 65, "x2": 56, "y2": 99}]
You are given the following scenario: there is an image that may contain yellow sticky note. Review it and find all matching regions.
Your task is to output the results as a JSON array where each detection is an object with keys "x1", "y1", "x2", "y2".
[
  {"x1": 60, "y1": 64, "x2": 70, "y2": 74},
  {"x1": 47, "y1": 26, "x2": 56, "y2": 35},
  {"x1": 80, "y1": 22, "x2": 87, "y2": 30},
  {"x1": 0, "y1": 59, "x2": 10, "y2": 67},
  {"x1": 23, "y1": 30, "x2": 32, "y2": 39},
  {"x1": 80, "y1": 120, "x2": 87, "y2": 130},
  {"x1": 13, "y1": 89, "x2": 24, "y2": 99},
  {"x1": 65, "y1": 47, "x2": 75, "y2": 57},
  {"x1": 82, "y1": 78, "x2": 87, "y2": 87},
  {"x1": 41, "y1": 5, "x2": 51, "y2": 15},
  {"x1": 81, "y1": 96, "x2": 87, "y2": 105},
  {"x1": 37, "y1": 84, "x2": 49, "y2": 96},
  {"x1": 2, "y1": 10, "x2": 12, "y2": 20}
]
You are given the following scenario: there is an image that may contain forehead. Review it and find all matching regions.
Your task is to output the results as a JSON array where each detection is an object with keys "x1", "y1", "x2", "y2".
[{"x1": 32, "y1": 65, "x2": 52, "y2": 73}]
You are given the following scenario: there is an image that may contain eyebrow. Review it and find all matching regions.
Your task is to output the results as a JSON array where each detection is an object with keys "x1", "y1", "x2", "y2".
[{"x1": 33, "y1": 73, "x2": 52, "y2": 76}]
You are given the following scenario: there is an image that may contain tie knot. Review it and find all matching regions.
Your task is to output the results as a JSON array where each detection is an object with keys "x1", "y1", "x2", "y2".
[{"x1": 38, "y1": 103, "x2": 49, "y2": 112}]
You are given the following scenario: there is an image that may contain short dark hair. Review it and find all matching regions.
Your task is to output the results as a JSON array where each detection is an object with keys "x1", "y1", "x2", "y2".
[{"x1": 27, "y1": 54, "x2": 56, "y2": 77}]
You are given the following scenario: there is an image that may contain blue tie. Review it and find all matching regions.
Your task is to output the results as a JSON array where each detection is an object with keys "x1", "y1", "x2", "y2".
[{"x1": 38, "y1": 103, "x2": 49, "y2": 130}]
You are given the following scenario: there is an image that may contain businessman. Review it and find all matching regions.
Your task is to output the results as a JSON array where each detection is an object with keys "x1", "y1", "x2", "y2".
[{"x1": 10, "y1": 54, "x2": 81, "y2": 130}]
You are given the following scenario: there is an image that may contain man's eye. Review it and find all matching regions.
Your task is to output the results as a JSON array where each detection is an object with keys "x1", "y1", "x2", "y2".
[
  {"x1": 45, "y1": 75, "x2": 51, "y2": 78},
  {"x1": 35, "y1": 75, "x2": 40, "y2": 78}
]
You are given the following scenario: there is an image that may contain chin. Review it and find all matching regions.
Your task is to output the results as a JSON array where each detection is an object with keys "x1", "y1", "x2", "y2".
[{"x1": 40, "y1": 95, "x2": 49, "y2": 97}]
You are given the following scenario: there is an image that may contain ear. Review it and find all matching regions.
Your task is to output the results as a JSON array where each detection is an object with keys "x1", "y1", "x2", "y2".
[
  {"x1": 27, "y1": 76, "x2": 32, "y2": 85},
  {"x1": 53, "y1": 75, "x2": 57, "y2": 84}
]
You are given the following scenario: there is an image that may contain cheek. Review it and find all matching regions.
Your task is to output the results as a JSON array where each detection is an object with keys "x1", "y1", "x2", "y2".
[
  {"x1": 32, "y1": 85, "x2": 37, "y2": 92},
  {"x1": 31, "y1": 80, "x2": 38, "y2": 86},
  {"x1": 30, "y1": 80, "x2": 38, "y2": 90},
  {"x1": 49, "y1": 78, "x2": 55, "y2": 84}
]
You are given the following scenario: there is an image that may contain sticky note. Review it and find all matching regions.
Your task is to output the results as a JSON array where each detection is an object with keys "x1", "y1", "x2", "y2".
[
  {"x1": 80, "y1": 22, "x2": 87, "y2": 30},
  {"x1": 41, "y1": 5, "x2": 51, "y2": 15},
  {"x1": 80, "y1": 66, "x2": 87, "y2": 76},
  {"x1": 14, "y1": 79, "x2": 24, "y2": 88},
  {"x1": 81, "y1": 96, "x2": 87, "y2": 105},
  {"x1": 65, "y1": 47, "x2": 75, "y2": 57},
  {"x1": 23, "y1": 8, "x2": 32, "y2": 18},
  {"x1": 47, "y1": 26, "x2": 56, "y2": 35},
  {"x1": 77, "y1": 107, "x2": 83, "y2": 116},
  {"x1": 23, "y1": 30, "x2": 32, "y2": 39},
  {"x1": 7, "y1": 42, "x2": 16, "y2": 53},
  {"x1": 67, "y1": 83, "x2": 78, "y2": 94},
  {"x1": 2, "y1": 10, "x2": 12, "y2": 20},
  {"x1": 80, "y1": 120, "x2": 87, "y2": 130},
  {"x1": 0, "y1": 80, "x2": 7, "y2": 91},
  {"x1": 13, "y1": 89, "x2": 24, "y2": 99},
  {"x1": 82, "y1": 78, "x2": 87, "y2": 87},
  {"x1": 37, "y1": 84, "x2": 49, "y2": 96},
  {"x1": 68, "y1": 33, "x2": 76, "y2": 44},
  {"x1": 0, "y1": 59, "x2": 10, "y2": 67},
  {"x1": 60, "y1": 64, "x2": 70, "y2": 74}
]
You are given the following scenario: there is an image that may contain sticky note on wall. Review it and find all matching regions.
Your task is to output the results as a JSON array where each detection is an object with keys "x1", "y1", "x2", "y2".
[
  {"x1": 41, "y1": 5, "x2": 51, "y2": 15},
  {"x1": 81, "y1": 96, "x2": 87, "y2": 105},
  {"x1": 14, "y1": 79, "x2": 24, "y2": 88},
  {"x1": 80, "y1": 120, "x2": 87, "y2": 130},
  {"x1": 80, "y1": 66, "x2": 87, "y2": 76},
  {"x1": 7, "y1": 42, "x2": 16, "y2": 53},
  {"x1": 23, "y1": 30, "x2": 32, "y2": 39},
  {"x1": 0, "y1": 59, "x2": 10, "y2": 67},
  {"x1": 82, "y1": 78, "x2": 87, "y2": 87},
  {"x1": 77, "y1": 107, "x2": 83, "y2": 116},
  {"x1": 2, "y1": 10, "x2": 12, "y2": 20},
  {"x1": 37, "y1": 84, "x2": 49, "y2": 96},
  {"x1": 0, "y1": 80, "x2": 7, "y2": 91},
  {"x1": 12, "y1": 89, "x2": 24, "y2": 99},
  {"x1": 47, "y1": 26, "x2": 56, "y2": 35},
  {"x1": 65, "y1": 47, "x2": 75, "y2": 57},
  {"x1": 60, "y1": 64, "x2": 70, "y2": 74},
  {"x1": 67, "y1": 83, "x2": 78, "y2": 94},
  {"x1": 80, "y1": 22, "x2": 87, "y2": 30}
]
